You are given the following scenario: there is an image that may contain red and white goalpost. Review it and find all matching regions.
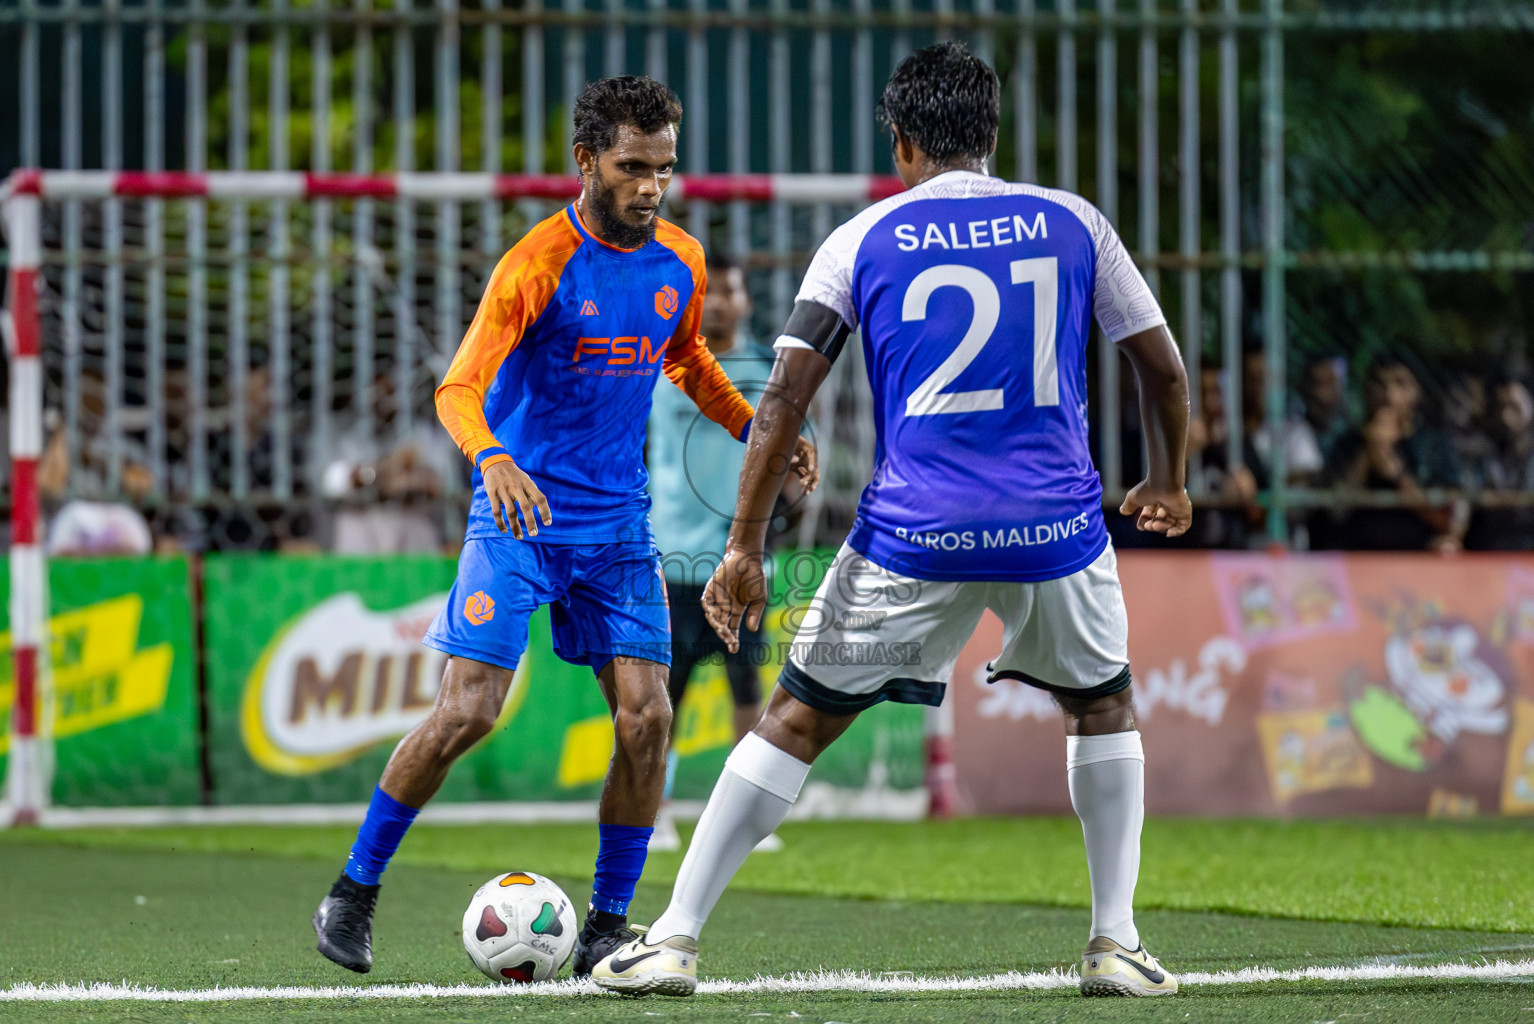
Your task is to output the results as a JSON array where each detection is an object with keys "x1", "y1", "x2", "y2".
[
  {"x1": 3, "y1": 183, "x2": 46, "y2": 826},
  {"x1": 0, "y1": 169, "x2": 959, "y2": 826}
]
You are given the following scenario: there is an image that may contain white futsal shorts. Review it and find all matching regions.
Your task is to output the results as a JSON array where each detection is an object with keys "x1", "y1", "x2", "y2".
[{"x1": 778, "y1": 542, "x2": 1131, "y2": 714}]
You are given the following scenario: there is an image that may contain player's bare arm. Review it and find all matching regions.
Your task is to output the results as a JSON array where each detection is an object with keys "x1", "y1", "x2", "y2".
[
  {"x1": 482, "y1": 458, "x2": 552, "y2": 539},
  {"x1": 1118, "y1": 324, "x2": 1193, "y2": 538},
  {"x1": 705, "y1": 345, "x2": 832, "y2": 651}
]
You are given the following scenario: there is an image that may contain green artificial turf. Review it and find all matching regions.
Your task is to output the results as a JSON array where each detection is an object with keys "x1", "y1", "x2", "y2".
[
  {"x1": 8, "y1": 816, "x2": 1534, "y2": 931},
  {"x1": 3, "y1": 820, "x2": 1533, "y2": 1022}
]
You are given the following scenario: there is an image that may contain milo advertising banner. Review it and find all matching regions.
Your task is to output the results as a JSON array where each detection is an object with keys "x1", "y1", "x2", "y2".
[
  {"x1": 0, "y1": 558, "x2": 200, "y2": 806},
  {"x1": 952, "y1": 551, "x2": 1534, "y2": 818},
  {"x1": 203, "y1": 553, "x2": 923, "y2": 806}
]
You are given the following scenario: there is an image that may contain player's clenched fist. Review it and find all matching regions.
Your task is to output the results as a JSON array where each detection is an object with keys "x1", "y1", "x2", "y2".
[
  {"x1": 1119, "y1": 480, "x2": 1193, "y2": 538},
  {"x1": 790, "y1": 435, "x2": 821, "y2": 493},
  {"x1": 483, "y1": 459, "x2": 553, "y2": 539}
]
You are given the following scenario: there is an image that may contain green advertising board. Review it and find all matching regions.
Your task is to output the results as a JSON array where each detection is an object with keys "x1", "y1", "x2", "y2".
[
  {"x1": 203, "y1": 553, "x2": 924, "y2": 806},
  {"x1": 0, "y1": 558, "x2": 201, "y2": 806}
]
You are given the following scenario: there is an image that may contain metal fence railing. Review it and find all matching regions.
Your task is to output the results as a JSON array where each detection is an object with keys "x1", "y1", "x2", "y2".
[
  {"x1": 3, "y1": 1, "x2": 1534, "y2": 549},
  {"x1": 2, "y1": 170, "x2": 905, "y2": 553}
]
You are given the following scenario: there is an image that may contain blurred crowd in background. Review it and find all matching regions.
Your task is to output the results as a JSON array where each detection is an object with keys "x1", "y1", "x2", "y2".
[
  {"x1": 22, "y1": 358, "x2": 462, "y2": 558},
  {"x1": 1111, "y1": 348, "x2": 1534, "y2": 554},
  {"x1": 17, "y1": 317, "x2": 1534, "y2": 558}
]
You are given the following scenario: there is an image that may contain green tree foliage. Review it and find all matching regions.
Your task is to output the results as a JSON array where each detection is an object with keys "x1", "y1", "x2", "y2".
[
  {"x1": 1284, "y1": 29, "x2": 1534, "y2": 375},
  {"x1": 168, "y1": 12, "x2": 561, "y2": 174}
]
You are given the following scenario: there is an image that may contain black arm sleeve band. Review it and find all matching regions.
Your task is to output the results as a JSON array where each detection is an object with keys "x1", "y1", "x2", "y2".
[{"x1": 780, "y1": 300, "x2": 852, "y2": 364}]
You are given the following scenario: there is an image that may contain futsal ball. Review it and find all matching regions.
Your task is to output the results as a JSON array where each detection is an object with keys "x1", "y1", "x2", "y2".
[{"x1": 462, "y1": 871, "x2": 578, "y2": 983}]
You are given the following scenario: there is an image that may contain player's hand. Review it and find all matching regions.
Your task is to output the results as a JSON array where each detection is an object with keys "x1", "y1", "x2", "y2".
[
  {"x1": 483, "y1": 459, "x2": 552, "y2": 539},
  {"x1": 790, "y1": 435, "x2": 820, "y2": 493},
  {"x1": 703, "y1": 547, "x2": 769, "y2": 653},
  {"x1": 1120, "y1": 480, "x2": 1193, "y2": 538}
]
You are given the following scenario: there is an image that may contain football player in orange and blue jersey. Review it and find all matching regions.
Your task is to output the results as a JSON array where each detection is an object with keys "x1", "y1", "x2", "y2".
[{"x1": 311, "y1": 75, "x2": 818, "y2": 978}]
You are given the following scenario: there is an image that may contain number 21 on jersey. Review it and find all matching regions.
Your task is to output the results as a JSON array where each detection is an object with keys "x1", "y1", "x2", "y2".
[{"x1": 902, "y1": 257, "x2": 1058, "y2": 417}]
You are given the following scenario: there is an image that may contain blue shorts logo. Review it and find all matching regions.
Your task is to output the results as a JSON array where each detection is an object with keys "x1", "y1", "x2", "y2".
[{"x1": 464, "y1": 591, "x2": 496, "y2": 625}]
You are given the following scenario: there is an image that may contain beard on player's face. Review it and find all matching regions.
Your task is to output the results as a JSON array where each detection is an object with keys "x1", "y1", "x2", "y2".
[{"x1": 586, "y1": 166, "x2": 658, "y2": 249}]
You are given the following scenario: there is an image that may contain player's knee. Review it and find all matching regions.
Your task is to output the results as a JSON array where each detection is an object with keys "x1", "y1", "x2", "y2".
[
  {"x1": 1058, "y1": 684, "x2": 1135, "y2": 733},
  {"x1": 614, "y1": 701, "x2": 672, "y2": 755},
  {"x1": 756, "y1": 695, "x2": 842, "y2": 761},
  {"x1": 431, "y1": 702, "x2": 499, "y2": 761}
]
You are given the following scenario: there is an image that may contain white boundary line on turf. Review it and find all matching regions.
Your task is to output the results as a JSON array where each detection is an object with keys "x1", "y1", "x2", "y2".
[{"x1": 4, "y1": 959, "x2": 1532, "y2": 1002}]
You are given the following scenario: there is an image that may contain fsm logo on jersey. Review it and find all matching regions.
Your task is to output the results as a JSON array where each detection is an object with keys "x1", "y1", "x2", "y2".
[{"x1": 570, "y1": 336, "x2": 666, "y2": 376}]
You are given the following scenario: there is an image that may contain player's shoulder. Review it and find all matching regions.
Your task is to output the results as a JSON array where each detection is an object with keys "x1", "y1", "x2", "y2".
[
  {"x1": 859, "y1": 174, "x2": 1110, "y2": 245},
  {"x1": 652, "y1": 217, "x2": 706, "y2": 281},
  {"x1": 992, "y1": 180, "x2": 1114, "y2": 239},
  {"x1": 494, "y1": 208, "x2": 584, "y2": 284}
]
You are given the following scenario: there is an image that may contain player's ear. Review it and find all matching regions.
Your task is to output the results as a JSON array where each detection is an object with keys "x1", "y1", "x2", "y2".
[{"x1": 573, "y1": 142, "x2": 596, "y2": 179}]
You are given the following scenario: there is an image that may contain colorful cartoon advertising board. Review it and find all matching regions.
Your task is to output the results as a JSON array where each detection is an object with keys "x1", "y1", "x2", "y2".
[{"x1": 952, "y1": 552, "x2": 1534, "y2": 817}]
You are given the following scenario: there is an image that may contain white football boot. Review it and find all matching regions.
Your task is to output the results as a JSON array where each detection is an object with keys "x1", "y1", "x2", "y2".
[
  {"x1": 591, "y1": 931, "x2": 699, "y2": 996},
  {"x1": 1079, "y1": 936, "x2": 1179, "y2": 996}
]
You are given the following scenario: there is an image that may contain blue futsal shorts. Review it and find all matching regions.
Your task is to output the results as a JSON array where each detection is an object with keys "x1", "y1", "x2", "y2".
[{"x1": 423, "y1": 538, "x2": 672, "y2": 673}]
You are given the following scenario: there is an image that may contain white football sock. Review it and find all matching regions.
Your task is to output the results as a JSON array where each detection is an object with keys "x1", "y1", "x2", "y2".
[
  {"x1": 1066, "y1": 730, "x2": 1145, "y2": 950},
  {"x1": 647, "y1": 733, "x2": 810, "y2": 942}
]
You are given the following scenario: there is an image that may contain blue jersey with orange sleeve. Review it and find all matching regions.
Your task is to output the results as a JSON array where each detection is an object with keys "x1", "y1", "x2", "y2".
[{"x1": 436, "y1": 205, "x2": 755, "y2": 544}]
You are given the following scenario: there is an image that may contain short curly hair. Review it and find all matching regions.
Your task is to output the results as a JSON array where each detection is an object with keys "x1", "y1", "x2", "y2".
[
  {"x1": 877, "y1": 42, "x2": 1000, "y2": 165},
  {"x1": 572, "y1": 76, "x2": 683, "y2": 156}
]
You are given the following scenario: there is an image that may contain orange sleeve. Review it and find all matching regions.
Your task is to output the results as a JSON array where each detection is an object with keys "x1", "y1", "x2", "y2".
[
  {"x1": 656, "y1": 230, "x2": 756, "y2": 441},
  {"x1": 435, "y1": 220, "x2": 573, "y2": 467}
]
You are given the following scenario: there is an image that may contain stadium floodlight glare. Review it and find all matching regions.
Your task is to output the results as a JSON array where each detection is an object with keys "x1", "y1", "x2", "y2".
[{"x1": 0, "y1": 168, "x2": 932, "y2": 829}]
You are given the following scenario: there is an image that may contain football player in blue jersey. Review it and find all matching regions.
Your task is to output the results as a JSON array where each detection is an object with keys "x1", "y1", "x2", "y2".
[
  {"x1": 310, "y1": 75, "x2": 816, "y2": 978},
  {"x1": 594, "y1": 43, "x2": 1191, "y2": 998}
]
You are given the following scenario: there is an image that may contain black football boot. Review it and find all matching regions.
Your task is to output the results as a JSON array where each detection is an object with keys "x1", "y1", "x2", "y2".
[
  {"x1": 572, "y1": 907, "x2": 644, "y2": 977},
  {"x1": 313, "y1": 872, "x2": 380, "y2": 973}
]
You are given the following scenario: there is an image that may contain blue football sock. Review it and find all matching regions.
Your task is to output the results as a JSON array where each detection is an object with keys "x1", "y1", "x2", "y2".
[
  {"x1": 662, "y1": 749, "x2": 679, "y2": 802},
  {"x1": 590, "y1": 823, "x2": 653, "y2": 918},
  {"x1": 344, "y1": 786, "x2": 420, "y2": 886}
]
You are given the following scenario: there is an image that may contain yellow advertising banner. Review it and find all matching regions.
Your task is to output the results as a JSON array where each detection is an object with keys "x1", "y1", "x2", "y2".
[{"x1": 0, "y1": 594, "x2": 174, "y2": 754}]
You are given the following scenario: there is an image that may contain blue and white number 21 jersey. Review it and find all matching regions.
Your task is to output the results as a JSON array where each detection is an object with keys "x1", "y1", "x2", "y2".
[{"x1": 780, "y1": 170, "x2": 1166, "y2": 583}]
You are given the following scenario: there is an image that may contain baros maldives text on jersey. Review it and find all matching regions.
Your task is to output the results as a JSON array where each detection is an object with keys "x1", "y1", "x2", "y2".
[
  {"x1": 437, "y1": 205, "x2": 755, "y2": 545},
  {"x1": 780, "y1": 169, "x2": 1165, "y2": 582}
]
